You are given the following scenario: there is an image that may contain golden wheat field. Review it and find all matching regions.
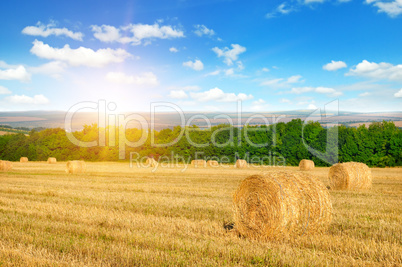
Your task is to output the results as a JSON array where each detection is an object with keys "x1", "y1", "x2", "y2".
[{"x1": 0, "y1": 162, "x2": 401, "y2": 266}]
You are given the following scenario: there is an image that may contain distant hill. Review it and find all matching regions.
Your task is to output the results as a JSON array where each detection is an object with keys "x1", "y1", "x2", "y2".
[{"x1": 0, "y1": 110, "x2": 401, "y2": 131}]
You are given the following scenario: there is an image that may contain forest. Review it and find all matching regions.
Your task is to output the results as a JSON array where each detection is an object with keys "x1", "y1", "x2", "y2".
[{"x1": 0, "y1": 119, "x2": 401, "y2": 167}]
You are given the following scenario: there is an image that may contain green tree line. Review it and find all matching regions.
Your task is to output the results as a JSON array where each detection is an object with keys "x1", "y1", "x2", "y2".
[{"x1": 0, "y1": 120, "x2": 400, "y2": 167}]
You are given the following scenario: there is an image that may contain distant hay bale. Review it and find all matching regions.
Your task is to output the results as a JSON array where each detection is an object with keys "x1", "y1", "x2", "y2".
[
  {"x1": 145, "y1": 158, "x2": 157, "y2": 167},
  {"x1": 207, "y1": 160, "x2": 219, "y2": 167},
  {"x1": 235, "y1": 159, "x2": 248, "y2": 168},
  {"x1": 66, "y1": 160, "x2": 86, "y2": 174},
  {"x1": 47, "y1": 157, "x2": 57, "y2": 164},
  {"x1": 299, "y1": 159, "x2": 314, "y2": 171},
  {"x1": 191, "y1": 159, "x2": 206, "y2": 168},
  {"x1": 233, "y1": 171, "x2": 332, "y2": 241},
  {"x1": 20, "y1": 157, "x2": 28, "y2": 163},
  {"x1": 0, "y1": 160, "x2": 13, "y2": 171},
  {"x1": 328, "y1": 162, "x2": 372, "y2": 190}
]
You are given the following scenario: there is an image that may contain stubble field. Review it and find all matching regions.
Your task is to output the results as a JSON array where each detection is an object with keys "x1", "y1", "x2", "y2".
[{"x1": 0, "y1": 162, "x2": 401, "y2": 266}]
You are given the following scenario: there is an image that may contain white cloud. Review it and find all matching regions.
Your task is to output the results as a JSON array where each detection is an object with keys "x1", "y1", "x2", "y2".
[
  {"x1": 0, "y1": 65, "x2": 31, "y2": 82},
  {"x1": 366, "y1": 0, "x2": 402, "y2": 18},
  {"x1": 359, "y1": 92, "x2": 371, "y2": 97},
  {"x1": 30, "y1": 40, "x2": 131, "y2": 68},
  {"x1": 194, "y1": 25, "x2": 215, "y2": 37},
  {"x1": 183, "y1": 59, "x2": 204, "y2": 71},
  {"x1": 250, "y1": 99, "x2": 269, "y2": 111},
  {"x1": 106, "y1": 72, "x2": 158, "y2": 86},
  {"x1": 280, "y1": 98, "x2": 291, "y2": 103},
  {"x1": 28, "y1": 61, "x2": 67, "y2": 79},
  {"x1": 91, "y1": 23, "x2": 184, "y2": 45},
  {"x1": 291, "y1": 86, "x2": 342, "y2": 96},
  {"x1": 266, "y1": 3, "x2": 294, "y2": 18},
  {"x1": 168, "y1": 85, "x2": 200, "y2": 91},
  {"x1": 287, "y1": 75, "x2": 303, "y2": 83},
  {"x1": 347, "y1": 60, "x2": 402, "y2": 81},
  {"x1": 395, "y1": 88, "x2": 402, "y2": 97},
  {"x1": 190, "y1": 87, "x2": 253, "y2": 102},
  {"x1": 205, "y1": 70, "x2": 221, "y2": 76},
  {"x1": 308, "y1": 104, "x2": 318, "y2": 109},
  {"x1": 212, "y1": 44, "x2": 246, "y2": 66},
  {"x1": 323, "y1": 60, "x2": 347, "y2": 71},
  {"x1": 5, "y1": 94, "x2": 49, "y2": 105},
  {"x1": 168, "y1": 90, "x2": 188, "y2": 99},
  {"x1": 262, "y1": 67, "x2": 270, "y2": 72},
  {"x1": 0, "y1": 86, "x2": 11, "y2": 95},
  {"x1": 169, "y1": 47, "x2": 179, "y2": 53},
  {"x1": 260, "y1": 75, "x2": 303, "y2": 88},
  {"x1": 22, "y1": 22, "x2": 83, "y2": 41},
  {"x1": 91, "y1": 25, "x2": 121, "y2": 42}
]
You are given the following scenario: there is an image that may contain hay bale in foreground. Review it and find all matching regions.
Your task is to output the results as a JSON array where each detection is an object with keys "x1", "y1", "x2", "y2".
[
  {"x1": 207, "y1": 160, "x2": 219, "y2": 167},
  {"x1": 328, "y1": 162, "x2": 372, "y2": 190},
  {"x1": 66, "y1": 160, "x2": 86, "y2": 174},
  {"x1": 233, "y1": 171, "x2": 332, "y2": 241},
  {"x1": 20, "y1": 157, "x2": 28, "y2": 163},
  {"x1": 235, "y1": 159, "x2": 248, "y2": 168},
  {"x1": 299, "y1": 159, "x2": 314, "y2": 171},
  {"x1": 47, "y1": 157, "x2": 57, "y2": 164},
  {"x1": 191, "y1": 159, "x2": 206, "y2": 168},
  {"x1": 145, "y1": 158, "x2": 157, "y2": 167},
  {"x1": 0, "y1": 160, "x2": 13, "y2": 171}
]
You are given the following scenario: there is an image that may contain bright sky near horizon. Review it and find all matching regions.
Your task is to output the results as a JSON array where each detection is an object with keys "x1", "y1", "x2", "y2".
[{"x1": 0, "y1": 0, "x2": 401, "y2": 112}]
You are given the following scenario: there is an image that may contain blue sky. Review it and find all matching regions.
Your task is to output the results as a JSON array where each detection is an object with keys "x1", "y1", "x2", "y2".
[{"x1": 0, "y1": 0, "x2": 401, "y2": 112}]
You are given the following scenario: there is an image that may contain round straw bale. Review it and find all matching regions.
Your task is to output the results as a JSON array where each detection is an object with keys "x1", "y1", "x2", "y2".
[
  {"x1": 328, "y1": 162, "x2": 372, "y2": 190},
  {"x1": 235, "y1": 159, "x2": 248, "y2": 168},
  {"x1": 66, "y1": 160, "x2": 86, "y2": 174},
  {"x1": 20, "y1": 157, "x2": 28, "y2": 163},
  {"x1": 299, "y1": 159, "x2": 314, "y2": 171},
  {"x1": 145, "y1": 157, "x2": 157, "y2": 167},
  {"x1": 0, "y1": 160, "x2": 13, "y2": 171},
  {"x1": 47, "y1": 157, "x2": 57, "y2": 164},
  {"x1": 191, "y1": 159, "x2": 206, "y2": 168},
  {"x1": 207, "y1": 160, "x2": 219, "y2": 167},
  {"x1": 233, "y1": 171, "x2": 332, "y2": 241}
]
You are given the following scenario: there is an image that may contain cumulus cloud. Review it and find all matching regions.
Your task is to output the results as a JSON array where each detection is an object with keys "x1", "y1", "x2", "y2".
[
  {"x1": 395, "y1": 89, "x2": 402, "y2": 97},
  {"x1": 169, "y1": 47, "x2": 179, "y2": 53},
  {"x1": 347, "y1": 60, "x2": 402, "y2": 81},
  {"x1": 0, "y1": 86, "x2": 11, "y2": 95},
  {"x1": 212, "y1": 44, "x2": 246, "y2": 66},
  {"x1": 0, "y1": 65, "x2": 31, "y2": 82},
  {"x1": 5, "y1": 94, "x2": 49, "y2": 105},
  {"x1": 22, "y1": 21, "x2": 83, "y2": 41},
  {"x1": 291, "y1": 86, "x2": 342, "y2": 96},
  {"x1": 168, "y1": 85, "x2": 200, "y2": 91},
  {"x1": 168, "y1": 90, "x2": 188, "y2": 99},
  {"x1": 105, "y1": 72, "x2": 158, "y2": 86},
  {"x1": 190, "y1": 87, "x2": 253, "y2": 102},
  {"x1": 366, "y1": 0, "x2": 402, "y2": 18},
  {"x1": 91, "y1": 23, "x2": 184, "y2": 45},
  {"x1": 30, "y1": 40, "x2": 131, "y2": 67},
  {"x1": 323, "y1": 60, "x2": 347, "y2": 71},
  {"x1": 193, "y1": 25, "x2": 215, "y2": 37},
  {"x1": 183, "y1": 59, "x2": 204, "y2": 71}
]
